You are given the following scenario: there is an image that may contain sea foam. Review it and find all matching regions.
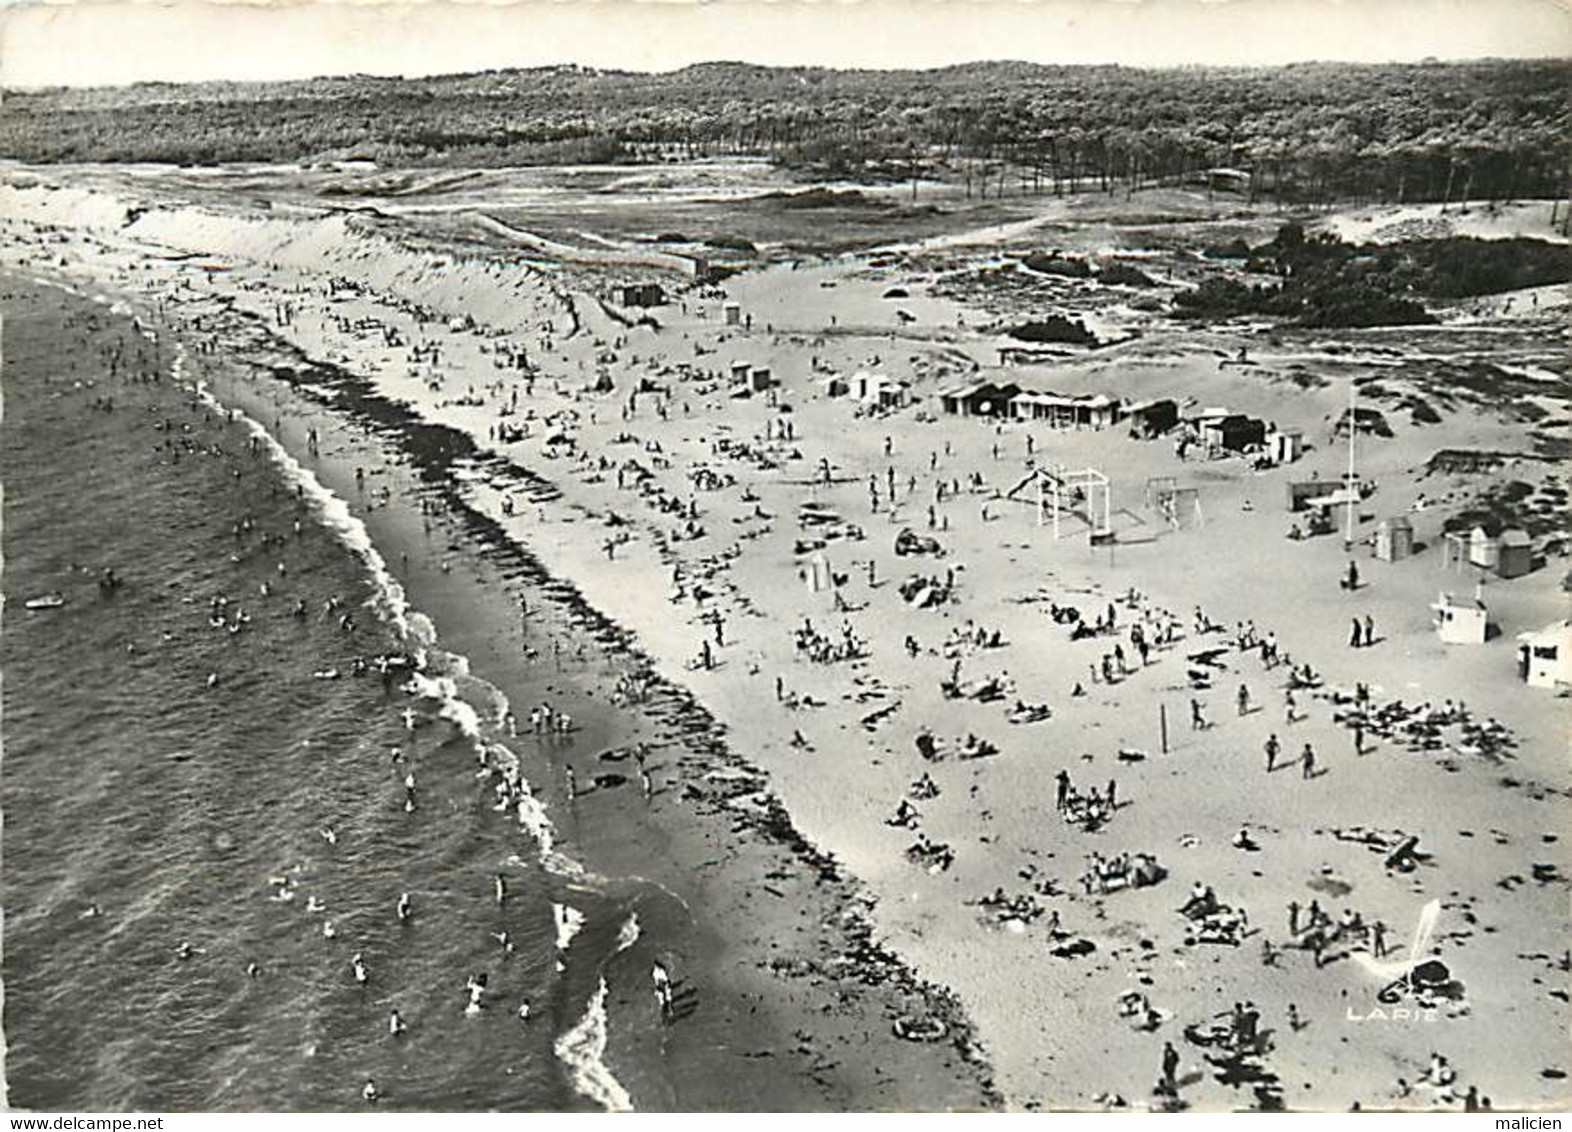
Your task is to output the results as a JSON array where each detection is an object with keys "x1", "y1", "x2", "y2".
[
  {"x1": 553, "y1": 979, "x2": 634, "y2": 1113},
  {"x1": 186, "y1": 344, "x2": 622, "y2": 1110}
]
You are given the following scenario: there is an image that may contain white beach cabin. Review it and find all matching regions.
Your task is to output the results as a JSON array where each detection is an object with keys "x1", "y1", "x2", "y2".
[
  {"x1": 1431, "y1": 592, "x2": 1490, "y2": 645},
  {"x1": 1516, "y1": 620, "x2": 1572, "y2": 689}
]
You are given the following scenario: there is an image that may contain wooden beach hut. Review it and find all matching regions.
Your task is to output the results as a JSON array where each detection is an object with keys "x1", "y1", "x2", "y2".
[{"x1": 1375, "y1": 516, "x2": 1414, "y2": 562}]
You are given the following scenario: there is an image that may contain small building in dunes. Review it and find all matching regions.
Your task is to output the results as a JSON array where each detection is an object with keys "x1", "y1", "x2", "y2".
[
  {"x1": 937, "y1": 381, "x2": 1020, "y2": 419},
  {"x1": 673, "y1": 254, "x2": 711, "y2": 280},
  {"x1": 1375, "y1": 516, "x2": 1415, "y2": 562},
  {"x1": 1010, "y1": 391, "x2": 1122, "y2": 430},
  {"x1": 727, "y1": 361, "x2": 773, "y2": 393},
  {"x1": 1467, "y1": 526, "x2": 1500, "y2": 570},
  {"x1": 1195, "y1": 411, "x2": 1267, "y2": 454},
  {"x1": 1517, "y1": 619, "x2": 1572, "y2": 689},
  {"x1": 1268, "y1": 429, "x2": 1305, "y2": 465},
  {"x1": 855, "y1": 371, "x2": 910, "y2": 410},
  {"x1": 999, "y1": 345, "x2": 1069, "y2": 365},
  {"x1": 938, "y1": 381, "x2": 984, "y2": 416},
  {"x1": 1286, "y1": 480, "x2": 1331, "y2": 512},
  {"x1": 1431, "y1": 592, "x2": 1491, "y2": 645},
  {"x1": 1496, "y1": 529, "x2": 1533, "y2": 578},
  {"x1": 618, "y1": 282, "x2": 665, "y2": 308},
  {"x1": 1126, "y1": 398, "x2": 1179, "y2": 438}
]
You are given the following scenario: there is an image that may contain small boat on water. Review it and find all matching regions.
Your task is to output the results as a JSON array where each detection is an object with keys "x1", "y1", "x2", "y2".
[{"x1": 24, "y1": 593, "x2": 66, "y2": 610}]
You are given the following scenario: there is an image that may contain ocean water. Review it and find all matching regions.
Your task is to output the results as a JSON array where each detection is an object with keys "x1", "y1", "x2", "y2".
[{"x1": 1, "y1": 284, "x2": 635, "y2": 1111}]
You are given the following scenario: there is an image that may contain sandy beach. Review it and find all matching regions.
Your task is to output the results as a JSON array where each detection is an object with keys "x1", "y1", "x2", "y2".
[{"x1": 2, "y1": 164, "x2": 1567, "y2": 1112}]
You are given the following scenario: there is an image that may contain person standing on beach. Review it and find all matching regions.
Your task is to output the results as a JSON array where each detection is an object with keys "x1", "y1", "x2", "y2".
[
  {"x1": 1161, "y1": 1041, "x2": 1179, "y2": 1089},
  {"x1": 1353, "y1": 718, "x2": 1366, "y2": 755},
  {"x1": 1190, "y1": 698, "x2": 1208, "y2": 731},
  {"x1": 1237, "y1": 684, "x2": 1251, "y2": 716},
  {"x1": 1264, "y1": 733, "x2": 1280, "y2": 772},
  {"x1": 1363, "y1": 614, "x2": 1376, "y2": 647},
  {"x1": 1349, "y1": 618, "x2": 1362, "y2": 648},
  {"x1": 1301, "y1": 743, "x2": 1317, "y2": 780},
  {"x1": 1288, "y1": 900, "x2": 1301, "y2": 935},
  {"x1": 1055, "y1": 770, "x2": 1072, "y2": 812}
]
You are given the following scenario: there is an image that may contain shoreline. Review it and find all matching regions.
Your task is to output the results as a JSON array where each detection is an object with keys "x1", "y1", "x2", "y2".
[{"x1": 161, "y1": 289, "x2": 1000, "y2": 1110}]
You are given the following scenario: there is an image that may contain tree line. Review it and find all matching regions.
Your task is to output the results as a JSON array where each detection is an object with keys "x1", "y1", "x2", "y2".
[{"x1": 2, "y1": 59, "x2": 1567, "y2": 206}]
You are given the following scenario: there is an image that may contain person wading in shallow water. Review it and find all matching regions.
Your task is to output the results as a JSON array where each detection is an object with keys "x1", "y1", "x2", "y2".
[{"x1": 651, "y1": 961, "x2": 674, "y2": 1019}]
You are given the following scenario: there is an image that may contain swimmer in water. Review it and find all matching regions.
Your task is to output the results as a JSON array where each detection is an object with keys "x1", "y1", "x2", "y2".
[
  {"x1": 352, "y1": 953, "x2": 368, "y2": 985},
  {"x1": 388, "y1": 1009, "x2": 407, "y2": 1037},
  {"x1": 323, "y1": 920, "x2": 337, "y2": 940},
  {"x1": 517, "y1": 1001, "x2": 531, "y2": 1022},
  {"x1": 651, "y1": 961, "x2": 673, "y2": 1016},
  {"x1": 494, "y1": 875, "x2": 506, "y2": 905},
  {"x1": 80, "y1": 903, "x2": 103, "y2": 919},
  {"x1": 491, "y1": 930, "x2": 514, "y2": 954},
  {"x1": 205, "y1": 672, "x2": 218, "y2": 689},
  {"x1": 401, "y1": 708, "x2": 416, "y2": 731},
  {"x1": 246, "y1": 962, "x2": 261, "y2": 978},
  {"x1": 465, "y1": 973, "x2": 487, "y2": 1014},
  {"x1": 362, "y1": 1079, "x2": 380, "y2": 1104},
  {"x1": 397, "y1": 892, "x2": 412, "y2": 922},
  {"x1": 321, "y1": 826, "x2": 337, "y2": 846},
  {"x1": 175, "y1": 941, "x2": 204, "y2": 961},
  {"x1": 306, "y1": 895, "x2": 325, "y2": 913}
]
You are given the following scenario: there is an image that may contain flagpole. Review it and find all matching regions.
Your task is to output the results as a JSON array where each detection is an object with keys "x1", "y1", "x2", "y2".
[{"x1": 1345, "y1": 377, "x2": 1357, "y2": 547}]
